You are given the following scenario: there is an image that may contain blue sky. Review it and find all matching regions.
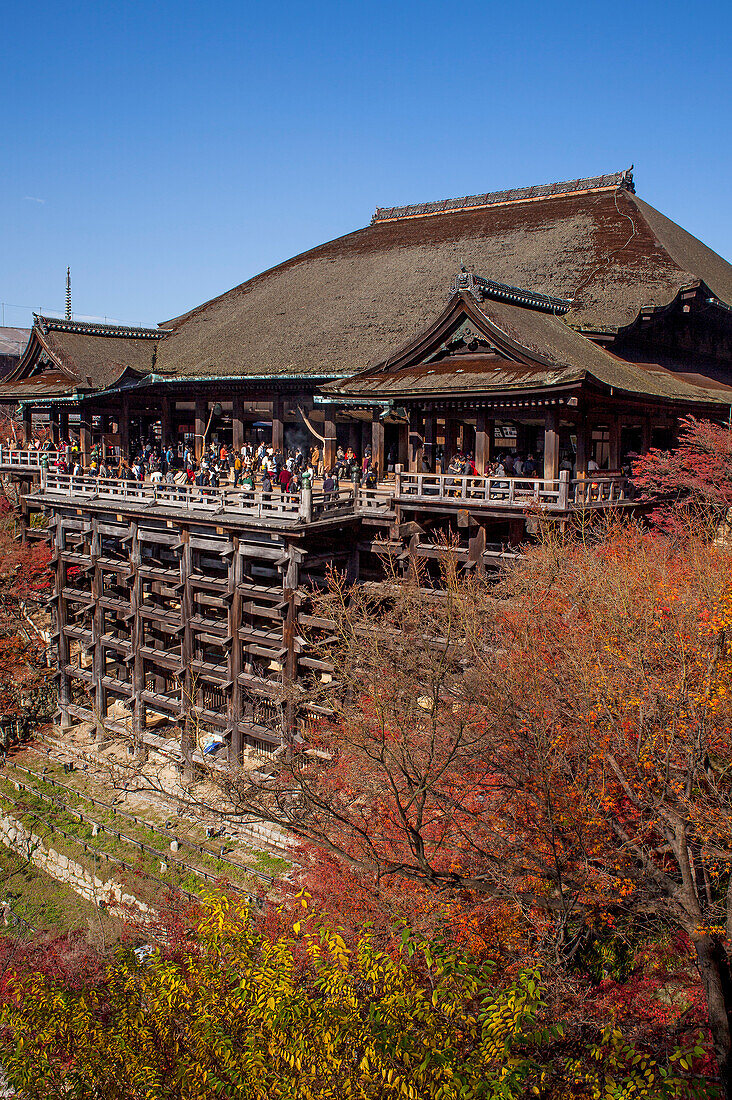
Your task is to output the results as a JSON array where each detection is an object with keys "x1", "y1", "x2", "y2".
[{"x1": 4, "y1": 0, "x2": 731, "y2": 329}]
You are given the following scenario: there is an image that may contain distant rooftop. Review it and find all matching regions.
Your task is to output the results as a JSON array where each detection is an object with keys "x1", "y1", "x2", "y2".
[
  {"x1": 36, "y1": 315, "x2": 163, "y2": 340},
  {"x1": 0, "y1": 327, "x2": 30, "y2": 356},
  {"x1": 372, "y1": 169, "x2": 635, "y2": 224}
]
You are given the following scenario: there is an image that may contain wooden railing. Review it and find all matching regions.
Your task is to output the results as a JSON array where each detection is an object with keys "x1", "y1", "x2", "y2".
[
  {"x1": 570, "y1": 473, "x2": 632, "y2": 505},
  {"x1": 41, "y1": 472, "x2": 306, "y2": 521},
  {"x1": 0, "y1": 447, "x2": 46, "y2": 469},
  {"x1": 396, "y1": 470, "x2": 631, "y2": 510},
  {"x1": 35, "y1": 469, "x2": 632, "y2": 520},
  {"x1": 310, "y1": 487, "x2": 356, "y2": 520},
  {"x1": 357, "y1": 487, "x2": 394, "y2": 513},
  {"x1": 396, "y1": 470, "x2": 571, "y2": 509}
]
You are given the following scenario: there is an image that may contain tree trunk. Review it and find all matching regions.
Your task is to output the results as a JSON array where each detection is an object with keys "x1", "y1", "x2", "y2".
[{"x1": 695, "y1": 934, "x2": 732, "y2": 1098}]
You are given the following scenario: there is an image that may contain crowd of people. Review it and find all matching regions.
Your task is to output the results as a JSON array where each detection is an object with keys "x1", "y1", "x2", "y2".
[
  {"x1": 441, "y1": 451, "x2": 540, "y2": 478},
  {"x1": 28, "y1": 437, "x2": 382, "y2": 498},
  {"x1": 439, "y1": 449, "x2": 603, "y2": 479},
  {"x1": 13, "y1": 435, "x2": 614, "y2": 493}
]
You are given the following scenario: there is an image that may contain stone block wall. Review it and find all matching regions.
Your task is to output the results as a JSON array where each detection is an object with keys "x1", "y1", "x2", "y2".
[{"x1": 0, "y1": 812, "x2": 152, "y2": 920}]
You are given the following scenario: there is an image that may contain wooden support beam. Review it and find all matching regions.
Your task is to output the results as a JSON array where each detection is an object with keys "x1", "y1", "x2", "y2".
[
  {"x1": 360, "y1": 420, "x2": 371, "y2": 461},
  {"x1": 408, "y1": 409, "x2": 424, "y2": 474},
  {"x1": 129, "y1": 521, "x2": 146, "y2": 746},
  {"x1": 475, "y1": 410, "x2": 489, "y2": 474},
  {"x1": 195, "y1": 397, "x2": 207, "y2": 463},
  {"x1": 575, "y1": 418, "x2": 588, "y2": 478},
  {"x1": 281, "y1": 542, "x2": 299, "y2": 745},
  {"x1": 397, "y1": 421, "x2": 408, "y2": 469},
  {"x1": 468, "y1": 525, "x2": 487, "y2": 575},
  {"x1": 641, "y1": 414, "x2": 651, "y2": 455},
  {"x1": 232, "y1": 394, "x2": 244, "y2": 453},
  {"x1": 119, "y1": 396, "x2": 130, "y2": 459},
  {"x1": 160, "y1": 394, "x2": 171, "y2": 451},
  {"x1": 371, "y1": 409, "x2": 385, "y2": 479},
  {"x1": 90, "y1": 515, "x2": 107, "y2": 736},
  {"x1": 179, "y1": 527, "x2": 195, "y2": 765},
  {"x1": 608, "y1": 415, "x2": 620, "y2": 471},
  {"x1": 543, "y1": 407, "x2": 560, "y2": 482},
  {"x1": 423, "y1": 413, "x2": 437, "y2": 473},
  {"x1": 17, "y1": 479, "x2": 31, "y2": 545},
  {"x1": 444, "y1": 418, "x2": 458, "y2": 465},
  {"x1": 79, "y1": 408, "x2": 91, "y2": 464},
  {"x1": 227, "y1": 535, "x2": 243, "y2": 761},
  {"x1": 54, "y1": 521, "x2": 73, "y2": 729},
  {"x1": 49, "y1": 406, "x2": 60, "y2": 445},
  {"x1": 324, "y1": 415, "x2": 337, "y2": 473},
  {"x1": 272, "y1": 395, "x2": 284, "y2": 454}
]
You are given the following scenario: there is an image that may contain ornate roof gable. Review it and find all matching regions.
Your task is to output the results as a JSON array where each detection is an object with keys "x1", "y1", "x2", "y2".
[{"x1": 373, "y1": 276, "x2": 556, "y2": 377}]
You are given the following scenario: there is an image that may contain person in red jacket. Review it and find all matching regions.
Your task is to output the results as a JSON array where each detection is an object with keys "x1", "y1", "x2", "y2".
[{"x1": 278, "y1": 466, "x2": 292, "y2": 495}]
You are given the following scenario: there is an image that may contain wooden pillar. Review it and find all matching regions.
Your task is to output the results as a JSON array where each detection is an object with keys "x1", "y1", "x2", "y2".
[
  {"x1": 179, "y1": 527, "x2": 195, "y2": 764},
  {"x1": 608, "y1": 415, "x2": 620, "y2": 471},
  {"x1": 129, "y1": 522, "x2": 146, "y2": 747},
  {"x1": 282, "y1": 543, "x2": 302, "y2": 744},
  {"x1": 319, "y1": 414, "x2": 335, "y2": 473},
  {"x1": 90, "y1": 515, "x2": 106, "y2": 735},
  {"x1": 272, "y1": 395, "x2": 284, "y2": 453},
  {"x1": 475, "y1": 410, "x2": 489, "y2": 474},
  {"x1": 55, "y1": 519, "x2": 72, "y2": 729},
  {"x1": 21, "y1": 405, "x2": 32, "y2": 445},
  {"x1": 79, "y1": 408, "x2": 91, "y2": 464},
  {"x1": 17, "y1": 480, "x2": 30, "y2": 544},
  {"x1": 232, "y1": 395, "x2": 244, "y2": 452},
  {"x1": 408, "y1": 408, "x2": 423, "y2": 473},
  {"x1": 371, "y1": 409, "x2": 385, "y2": 478},
  {"x1": 397, "y1": 421, "x2": 408, "y2": 469},
  {"x1": 575, "y1": 419, "x2": 588, "y2": 478},
  {"x1": 422, "y1": 412, "x2": 437, "y2": 473},
  {"x1": 49, "y1": 406, "x2": 60, "y2": 445},
  {"x1": 160, "y1": 394, "x2": 171, "y2": 450},
  {"x1": 227, "y1": 537, "x2": 243, "y2": 761},
  {"x1": 641, "y1": 414, "x2": 651, "y2": 455},
  {"x1": 59, "y1": 408, "x2": 69, "y2": 444},
  {"x1": 543, "y1": 407, "x2": 560, "y2": 482},
  {"x1": 348, "y1": 421, "x2": 359, "y2": 454},
  {"x1": 436, "y1": 418, "x2": 445, "y2": 473},
  {"x1": 195, "y1": 397, "x2": 207, "y2": 463},
  {"x1": 444, "y1": 417, "x2": 458, "y2": 465},
  {"x1": 119, "y1": 397, "x2": 130, "y2": 459}
]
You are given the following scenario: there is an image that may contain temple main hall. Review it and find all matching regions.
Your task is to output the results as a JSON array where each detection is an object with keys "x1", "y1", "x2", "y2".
[
  {"x1": 3, "y1": 169, "x2": 732, "y2": 758},
  {"x1": 5, "y1": 168, "x2": 732, "y2": 475}
]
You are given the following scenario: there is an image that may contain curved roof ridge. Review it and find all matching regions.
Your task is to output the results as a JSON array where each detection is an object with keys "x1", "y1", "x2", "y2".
[
  {"x1": 37, "y1": 314, "x2": 164, "y2": 340},
  {"x1": 372, "y1": 169, "x2": 634, "y2": 224}
]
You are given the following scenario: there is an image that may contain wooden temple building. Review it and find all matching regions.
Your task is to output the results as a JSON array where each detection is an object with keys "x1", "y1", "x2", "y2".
[{"x1": 3, "y1": 168, "x2": 732, "y2": 758}]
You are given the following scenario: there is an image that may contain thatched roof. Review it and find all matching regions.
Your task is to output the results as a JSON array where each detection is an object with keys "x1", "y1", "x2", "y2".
[
  {"x1": 0, "y1": 317, "x2": 160, "y2": 401},
  {"x1": 4, "y1": 171, "x2": 732, "y2": 403},
  {"x1": 154, "y1": 170, "x2": 732, "y2": 381}
]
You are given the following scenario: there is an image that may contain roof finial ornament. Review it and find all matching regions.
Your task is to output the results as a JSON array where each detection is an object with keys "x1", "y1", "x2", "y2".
[
  {"x1": 451, "y1": 269, "x2": 573, "y2": 313},
  {"x1": 454, "y1": 265, "x2": 480, "y2": 298},
  {"x1": 65, "y1": 267, "x2": 72, "y2": 320}
]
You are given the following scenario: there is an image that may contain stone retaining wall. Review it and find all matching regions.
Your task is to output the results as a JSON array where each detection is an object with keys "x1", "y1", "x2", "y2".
[
  {"x1": 0, "y1": 812, "x2": 152, "y2": 920},
  {"x1": 238, "y1": 816, "x2": 291, "y2": 854}
]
